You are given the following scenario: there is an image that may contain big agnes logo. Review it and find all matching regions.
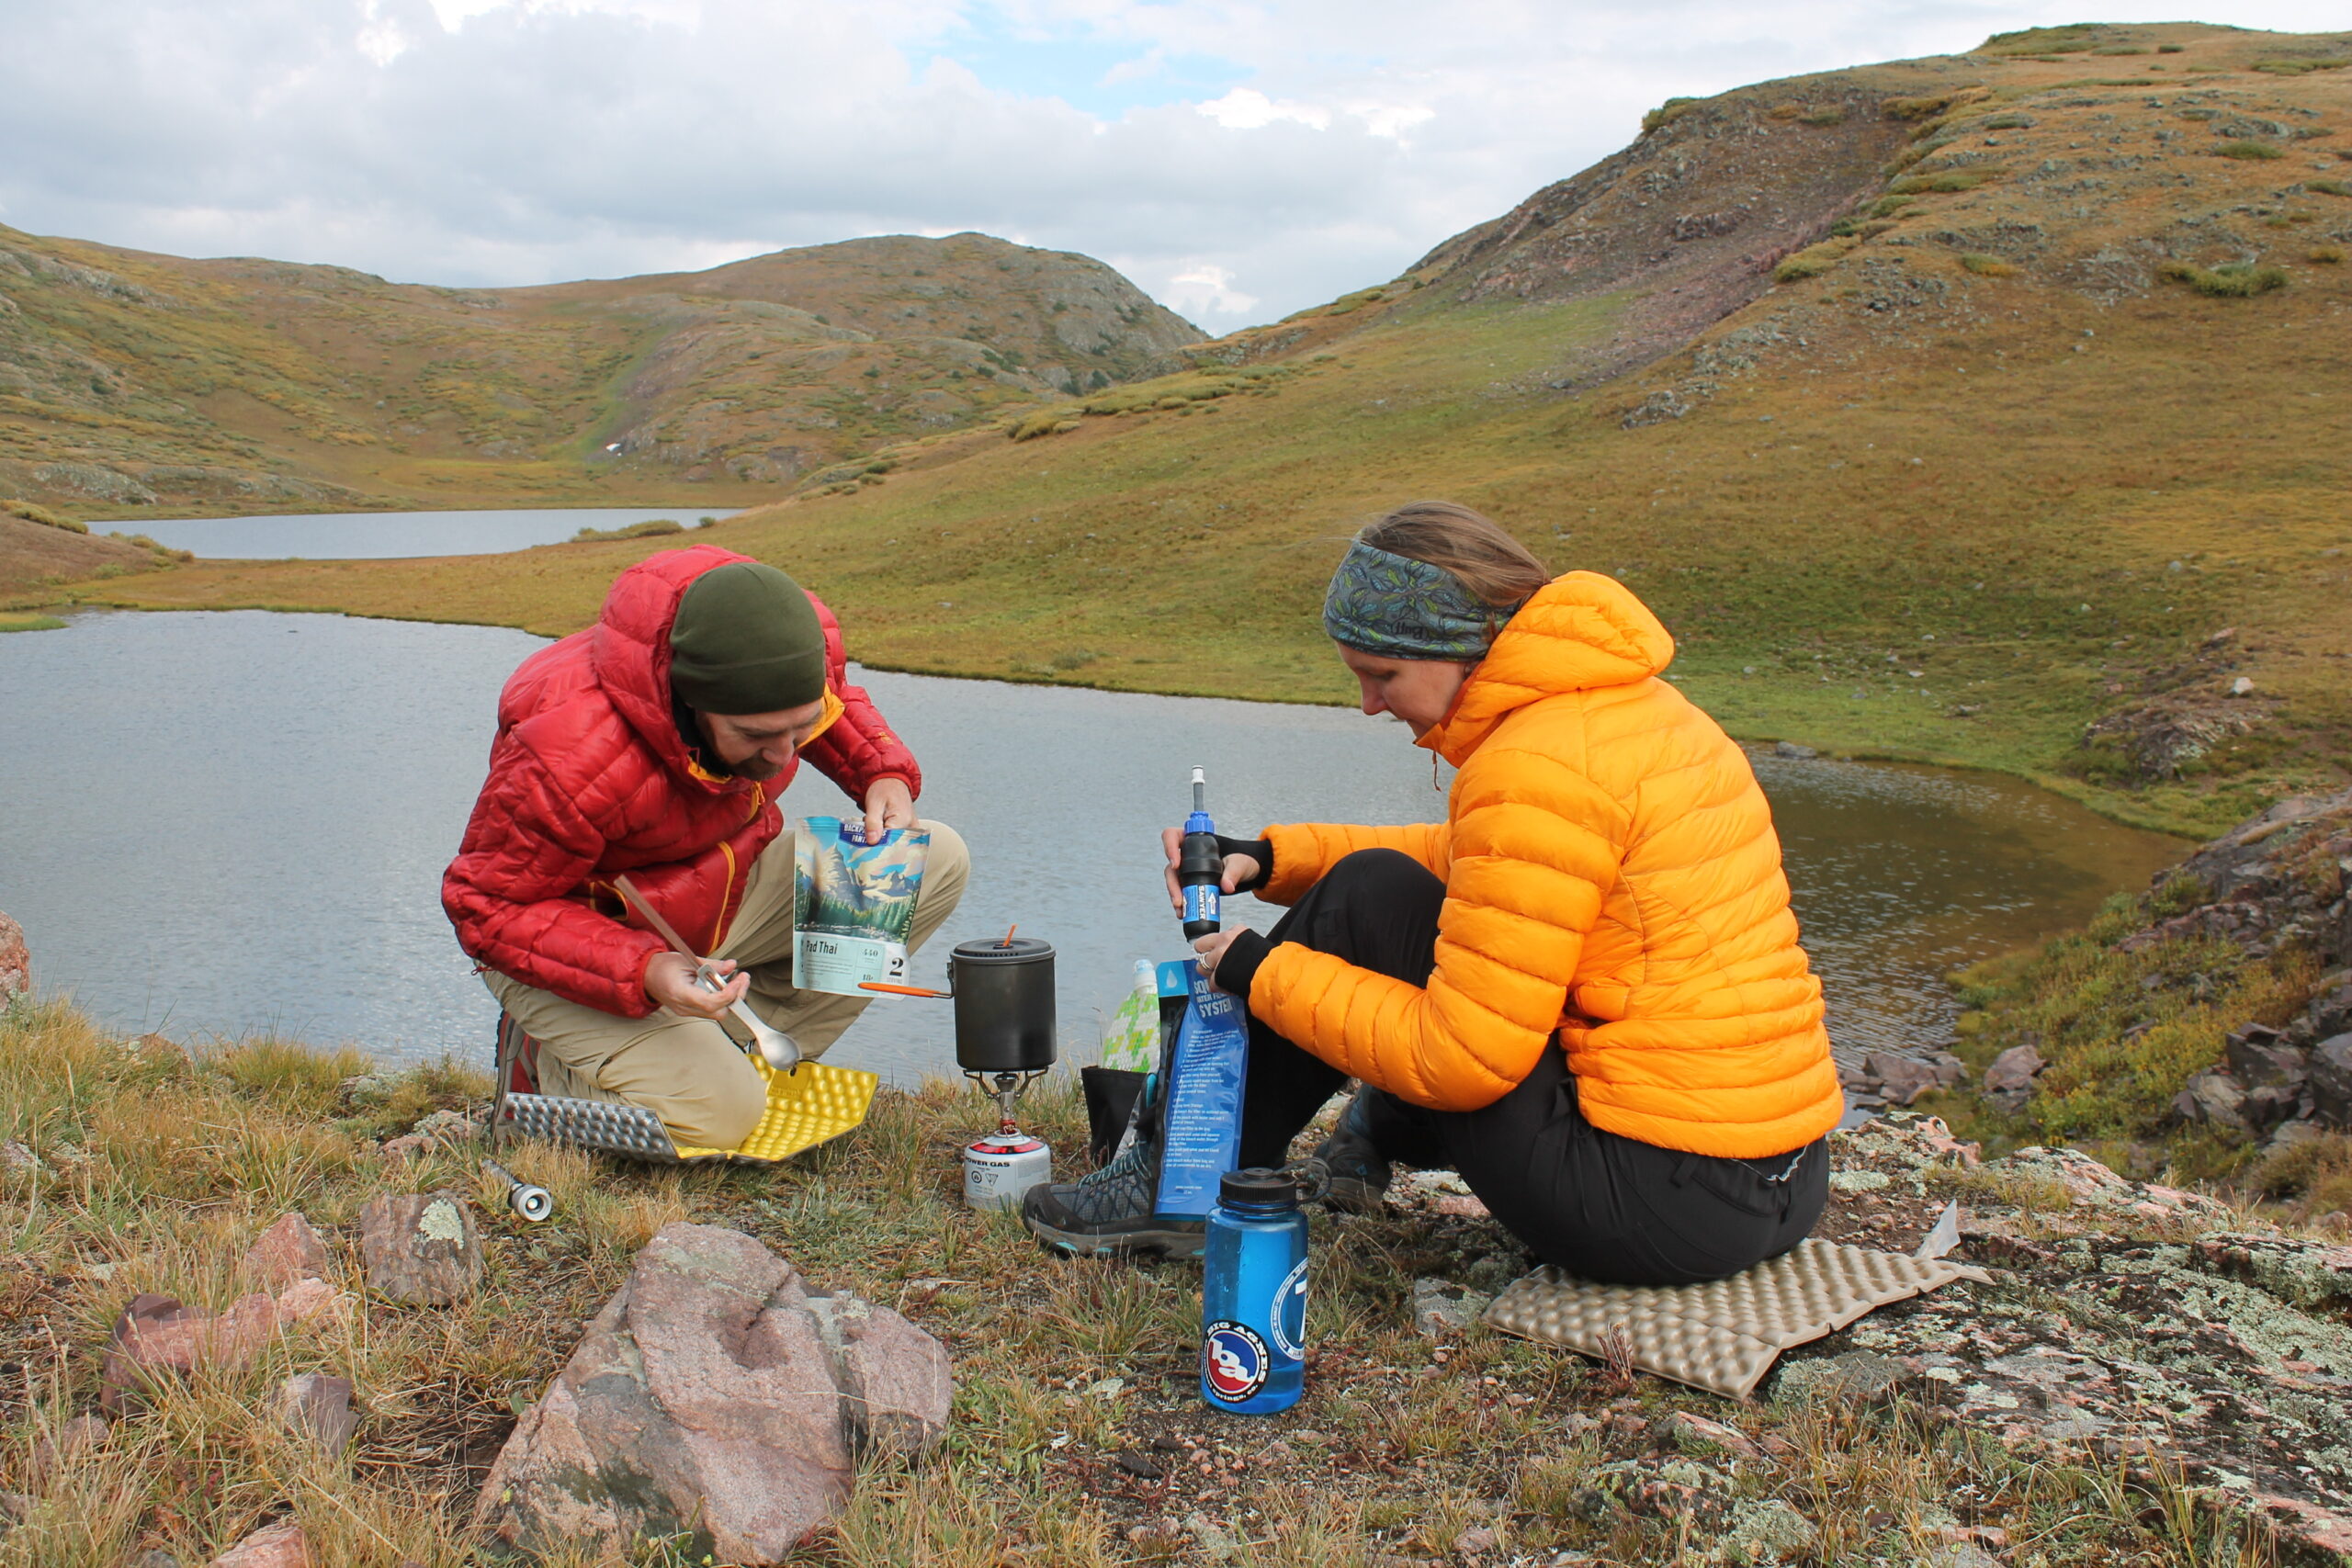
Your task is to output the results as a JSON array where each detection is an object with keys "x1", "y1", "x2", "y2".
[{"x1": 1202, "y1": 1322, "x2": 1269, "y2": 1403}]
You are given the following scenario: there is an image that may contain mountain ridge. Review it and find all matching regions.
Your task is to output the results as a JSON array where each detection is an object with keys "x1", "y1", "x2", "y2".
[{"x1": 0, "y1": 228, "x2": 1202, "y2": 520}]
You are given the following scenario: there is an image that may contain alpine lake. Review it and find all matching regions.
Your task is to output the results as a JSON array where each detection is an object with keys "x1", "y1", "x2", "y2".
[{"x1": 0, "y1": 510, "x2": 2187, "y2": 1087}]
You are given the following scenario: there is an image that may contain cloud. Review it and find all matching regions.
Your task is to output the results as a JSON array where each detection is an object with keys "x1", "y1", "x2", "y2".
[
  {"x1": 1162, "y1": 263, "x2": 1260, "y2": 319},
  {"x1": 356, "y1": 0, "x2": 413, "y2": 63},
  {"x1": 0, "y1": 0, "x2": 2345, "y2": 327},
  {"x1": 1197, "y1": 87, "x2": 1331, "y2": 130}
]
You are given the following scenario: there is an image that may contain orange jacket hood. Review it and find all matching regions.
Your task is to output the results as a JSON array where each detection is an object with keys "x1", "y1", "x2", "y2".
[{"x1": 1421, "y1": 570, "x2": 1676, "y2": 768}]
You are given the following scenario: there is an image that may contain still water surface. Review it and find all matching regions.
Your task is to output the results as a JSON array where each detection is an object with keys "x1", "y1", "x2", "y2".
[
  {"x1": 107, "y1": 507, "x2": 737, "y2": 560},
  {"x1": 0, "y1": 611, "x2": 2184, "y2": 1084}
]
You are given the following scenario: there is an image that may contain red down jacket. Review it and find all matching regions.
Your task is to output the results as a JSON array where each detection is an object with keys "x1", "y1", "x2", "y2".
[{"x1": 442, "y1": 545, "x2": 921, "y2": 1016}]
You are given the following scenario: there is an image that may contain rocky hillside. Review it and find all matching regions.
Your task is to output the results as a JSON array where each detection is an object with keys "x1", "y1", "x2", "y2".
[
  {"x1": 1197, "y1": 18, "x2": 2352, "y2": 396},
  {"x1": 63, "y1": 21, "x2": 2352, "y2": 833},
  {"x1": 1937, "y1": 784, "x2": 2352, "y2": 1190},
  {"x1": 0, "y1": 228, "x2": 1200, "y2": 520},
  {"x1": 1179, "y1": 58, "x2": 1924, "y2": 389}
]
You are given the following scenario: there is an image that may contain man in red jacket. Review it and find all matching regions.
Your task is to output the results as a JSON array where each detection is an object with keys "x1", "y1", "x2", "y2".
[{"x1": 443, "y1": 545, "x2": 967, "y2": 1149}]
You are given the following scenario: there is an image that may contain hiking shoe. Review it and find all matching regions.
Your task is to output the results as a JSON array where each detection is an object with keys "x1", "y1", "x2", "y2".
[
  {"x1": 1300, "y1": 1093, "x2": 1393, "y2": 1214},
  {"x1": 1021, "y1": 1131, "x2": 1204, "y2": 1260}
]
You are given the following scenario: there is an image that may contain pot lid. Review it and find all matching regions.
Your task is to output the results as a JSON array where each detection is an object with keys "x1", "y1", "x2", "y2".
[{"x1": 951, "y1": 936, "x2": 1054, "y2": 964}]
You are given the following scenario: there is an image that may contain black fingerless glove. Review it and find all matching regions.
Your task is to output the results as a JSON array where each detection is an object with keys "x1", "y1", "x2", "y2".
[
  {"x1": 1212, "y1": 929, "x2": 1275, "y2": 999},
  {"x1": 1216, "y1": 835, "x2": 1274, "y2": 894}
]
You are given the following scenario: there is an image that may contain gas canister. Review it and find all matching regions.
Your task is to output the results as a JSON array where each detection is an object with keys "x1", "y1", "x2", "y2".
[{"x1": 963, "y1": 1129, "x2": 1053, "y2": 1211}]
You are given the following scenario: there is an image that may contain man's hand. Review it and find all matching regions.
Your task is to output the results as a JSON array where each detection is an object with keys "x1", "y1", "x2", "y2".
[
  {"x1": 644, "y1": 952, "x2": 746, "y2": 1020},
  {"x1": 864, "y1": 776, "x2": 917, "y2": 841},
  {"x1": 1160, "y1": 827, "x2": 1261, "y2": 914},
  {"x1": 1191, "y1": 928, "x2": 1245, "y2": 992}
]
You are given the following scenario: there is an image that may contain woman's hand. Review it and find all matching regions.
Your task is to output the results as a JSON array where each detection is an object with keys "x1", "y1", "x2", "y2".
[
  {"x1": 1190, "y1": 928, "x2": 1244, "y2": 992},
  {"x1": 1159, "y1": 827, "x2": 1262, "y2": 913},
  {"x1": 644, "y1": 953, "x2": 746, "y2": 1019}
]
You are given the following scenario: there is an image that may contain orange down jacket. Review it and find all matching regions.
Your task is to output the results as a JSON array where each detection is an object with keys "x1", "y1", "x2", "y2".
[{"x1": 1249, "y1": 570, "x2": 1842, "y2": 1159}]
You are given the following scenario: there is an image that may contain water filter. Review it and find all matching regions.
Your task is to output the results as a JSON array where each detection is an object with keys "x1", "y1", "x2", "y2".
[
  {"x1": 1177, "y1": 766, "x2": 1224, "y2": 941},
  {"x1": 1199, "y1": 1168, "x2": 1308, "y2": 1415}
]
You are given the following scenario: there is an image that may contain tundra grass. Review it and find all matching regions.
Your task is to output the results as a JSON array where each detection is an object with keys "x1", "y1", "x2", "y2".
[
  {"x1": 0, "y1": 995, "x2": 2290, "y2": 1565},
  {"x1": 1934, "y1": 896, "x2": 2322, "y2": 1179}
]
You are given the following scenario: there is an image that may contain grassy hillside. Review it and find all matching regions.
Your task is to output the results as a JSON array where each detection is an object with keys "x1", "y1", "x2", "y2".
[
  {"x1": 0, "y1": 510, "x2": 166, "y2": 607},
  {"x1": 0, "y1": 229, "x2": 1201, "y2": 524},
  {"x1": 59, "y1": 21, "x2": 2352, "y2": 836}
]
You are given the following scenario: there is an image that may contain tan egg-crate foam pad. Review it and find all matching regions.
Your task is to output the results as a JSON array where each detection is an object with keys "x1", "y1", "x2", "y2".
[
  {"x1": 1481, "y1": 1238, "x2": 1989, "y2": 1399},
  {"x1": 502, "y1": 1059, "x2": 876, "y2": 1166}
]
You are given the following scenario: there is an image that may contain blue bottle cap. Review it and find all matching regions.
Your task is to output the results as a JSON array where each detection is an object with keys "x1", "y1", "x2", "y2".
[{"x1": 1184, "y1": 809, "x2": 1216, "y2": 835}]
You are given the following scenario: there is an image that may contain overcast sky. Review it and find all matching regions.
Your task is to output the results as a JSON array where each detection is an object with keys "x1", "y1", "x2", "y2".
[{"x1": 2, "y1": 0, "x2": 2342, "y2": 328}]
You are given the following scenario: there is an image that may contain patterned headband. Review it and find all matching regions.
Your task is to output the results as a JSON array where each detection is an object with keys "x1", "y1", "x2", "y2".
[{"x1": 1321, "y1": 540, "x2": 1521, "y2": 662}]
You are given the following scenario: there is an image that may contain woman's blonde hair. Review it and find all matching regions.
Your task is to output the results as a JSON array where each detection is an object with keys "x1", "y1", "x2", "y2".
[{"x1": 1358, "y1": 501, "x2": 1552, "y2": 610}]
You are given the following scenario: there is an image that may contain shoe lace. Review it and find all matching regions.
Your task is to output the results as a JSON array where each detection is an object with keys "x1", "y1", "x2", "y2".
[
  {"x1": 1061, "y1": 1132, "x2": 1159, "y2": 1223},
  {"x1": 1286, "y1": 1157, "x2": 1333, "y2": 1202}
]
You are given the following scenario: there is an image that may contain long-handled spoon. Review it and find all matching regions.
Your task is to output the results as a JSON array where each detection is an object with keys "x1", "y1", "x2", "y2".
[{"x1": 613, "y1": 874, "x2": 802, "y2": 1072}]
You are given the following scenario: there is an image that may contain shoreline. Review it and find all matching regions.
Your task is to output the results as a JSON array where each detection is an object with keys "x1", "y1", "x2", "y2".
[{"x1": 29, "y1": 590, "x2": 2211, "y2": 841}]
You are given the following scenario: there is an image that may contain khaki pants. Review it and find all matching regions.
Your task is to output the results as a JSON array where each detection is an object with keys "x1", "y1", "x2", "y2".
[{"x1": 485, "y1": 819, "x2": 968, "y2": 1148}]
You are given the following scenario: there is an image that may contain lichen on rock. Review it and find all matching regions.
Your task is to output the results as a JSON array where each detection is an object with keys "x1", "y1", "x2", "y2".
[{"x1": 1779, "y1": 1112, "x2": 2352, "y2": 1562}]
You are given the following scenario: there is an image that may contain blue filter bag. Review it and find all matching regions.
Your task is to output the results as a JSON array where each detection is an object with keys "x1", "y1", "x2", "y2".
[{"x1": 1153, "y1": 959, "x2": 1250, "y2": 1219}]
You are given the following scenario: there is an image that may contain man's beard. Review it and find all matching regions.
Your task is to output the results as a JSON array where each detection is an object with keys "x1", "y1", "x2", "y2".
[
  {"x1": 712, "y1": 750, "x2": 786, "y2": 782},
  {"x1": 689, "y1": 710, "x2": 785, "y2": 782}
]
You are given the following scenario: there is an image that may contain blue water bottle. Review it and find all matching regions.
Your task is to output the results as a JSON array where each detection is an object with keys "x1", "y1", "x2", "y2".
[{"x1": 1200, "y1": 1168, "x2": 1307, "y2": 1416}]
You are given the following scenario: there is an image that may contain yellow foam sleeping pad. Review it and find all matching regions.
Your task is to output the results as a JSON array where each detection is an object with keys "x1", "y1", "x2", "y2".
[{"x1": 671, "y1": 1056, "x2": 879, "y2": 1163}]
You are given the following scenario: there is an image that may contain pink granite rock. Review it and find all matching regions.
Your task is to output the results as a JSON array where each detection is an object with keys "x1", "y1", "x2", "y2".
[
  {"x1": 804, "y1": 1291, "x2": 954, "y2": 1459},
  {"x1": 1431, "y1": 1192, "x2": 1492, "y2": 1219},
  {"x1": 1981, "y1": 1043, "x2": 2046, "y2": 1113},
  {"x1": 100, "y1": 1292, "x2": 278, "y2": 1411},
  {"x1": 272, "y1": 1275, "x2": 350, "y2": 1327},
  {"x1": 242, "y1": 1214, "x2": 332, "y2": 1290},
  {"x1": 1861, "y1": 1051, "x2": 1943, "y2": 1107},
  {"x1": 358, "y1": 1191, "x2": 480, "y2": 1304},
  {"x1": 206, "y1": 1519, "x2": 311, "y2": 1568},
  {"x1": 0, "y1": 908, "x2": 27, "y2": 1000},
  {"x1": 473, "y1": 1223, "x2": 952, "y2": 1565},
  {"x1": 281, "y1": 1373, "x2": 356, "y2": 1459}
]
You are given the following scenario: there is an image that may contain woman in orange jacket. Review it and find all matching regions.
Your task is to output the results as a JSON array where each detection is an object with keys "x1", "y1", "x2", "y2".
[{"x1": 1023, "y1": 502, "x2": 1842, "y2": 1282}]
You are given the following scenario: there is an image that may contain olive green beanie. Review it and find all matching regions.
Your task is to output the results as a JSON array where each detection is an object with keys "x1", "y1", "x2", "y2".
[{"x1": 667, "y1": 562, "x2": 827, "y2": 715}]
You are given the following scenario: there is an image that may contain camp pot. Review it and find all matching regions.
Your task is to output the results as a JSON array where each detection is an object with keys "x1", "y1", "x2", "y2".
[{"x1": 949, "y1": 937, "x2": 1057, "y2": 1074}]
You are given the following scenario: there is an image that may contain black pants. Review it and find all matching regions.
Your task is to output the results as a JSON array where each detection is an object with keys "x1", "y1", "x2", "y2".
[{"x1": 1237, "y1": 849, "x2": 1826, "y2": 1287}]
